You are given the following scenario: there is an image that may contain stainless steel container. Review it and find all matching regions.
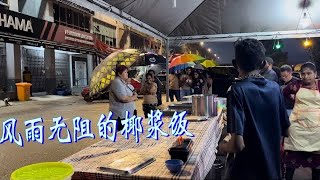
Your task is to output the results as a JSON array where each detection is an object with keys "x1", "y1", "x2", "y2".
[
  {"x1": 205, "y1": 94, "x2": 218, "y2": 117},
  {"x1": 192, "y1": 95, "x2": 205, "y2": 116}
]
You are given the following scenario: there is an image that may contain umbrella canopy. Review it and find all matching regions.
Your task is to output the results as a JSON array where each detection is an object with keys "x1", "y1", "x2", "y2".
[
  {"x1": 169, "y1": 54, "x2": 206, "y2": 69},
  {"x1": 194, "y1": 63, "x2": 205, "y2": 70},
  {"x1": 170, "y1": 62, "x2": 196, "y2": 71},
  {"x1": 201, "y1": 60, "x2": 217, "y2": 68},
  {"x1": 89, "y1": 49, "x2": 141, "y2": 96}
]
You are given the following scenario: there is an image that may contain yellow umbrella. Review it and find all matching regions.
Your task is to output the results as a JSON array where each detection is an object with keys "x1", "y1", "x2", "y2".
[
  {"x1": 89, "y1": 49, "x2": 141, "y2": 96},
  {"x1": 200, "y1": 60, "x2": 216, "y2": 68}
]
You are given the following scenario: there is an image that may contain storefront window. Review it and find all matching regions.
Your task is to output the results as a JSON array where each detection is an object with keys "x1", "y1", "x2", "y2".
[
  {"x1": 93, "y1": 19, "x2": 116, "y2": 47},
  {"x1": 53, "y1": 3, "x2": 90, "y2": 32},
  {"x1": 53, "y1": 3, "x2": 59, "y2": 21},
  {"x1": 67, "y1": 9, "x2": 73, "y2": 25},
  {"x1": 101, "y1": 35, "x2": 105, "y2": 43},
  {"x1": 84, "y1": 16, "x2": 90, "y2": 32},
  {"x1": 73, "y1": 12, "x2": 79, "y2": 26},
  {"x1": 79, "y1": 14, "x2": 84, "y2": 30},
  {"x1": 60, "y1": 7, "x2": 66, "y2": 24}
]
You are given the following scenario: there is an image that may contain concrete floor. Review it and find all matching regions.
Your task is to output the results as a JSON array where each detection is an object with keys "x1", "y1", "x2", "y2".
[
  {"x1": 0, "y1": 95, "x2": 312, "y2": 180},
  {"x1": 0, "y1": 95, "x2": 165, "y2": 180}
]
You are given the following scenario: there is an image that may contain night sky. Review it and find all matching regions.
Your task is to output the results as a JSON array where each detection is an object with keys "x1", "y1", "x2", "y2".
[{"x1": 204, "y1": 38, "x2": 310, "y2": 65}]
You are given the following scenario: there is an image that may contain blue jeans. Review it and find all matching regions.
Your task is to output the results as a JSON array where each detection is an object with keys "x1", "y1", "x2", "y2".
[{"x1": 180, "y1": 89, "x2": 191, "y2": 98}]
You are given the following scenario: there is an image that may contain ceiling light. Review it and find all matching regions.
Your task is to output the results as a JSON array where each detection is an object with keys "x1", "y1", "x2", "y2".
[{"x1": 172, "y1": 0, "x2": 176, "y2": 8}]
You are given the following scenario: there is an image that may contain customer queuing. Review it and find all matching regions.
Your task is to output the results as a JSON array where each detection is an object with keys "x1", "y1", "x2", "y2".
[
  {"x1": 147, "y1": 69, "x2": 162, "y2": 106},
  {"x1": 261, "y1": 57, "x2": 279, "y2": 83},
  {"x1": 282, "y1": 62, "x2": 320, "y2": 180},
  {"x1": 140, "y1": 73, "x2": 158, "y2": 118},
  {"x1": 219, "y1": 38, "x2": 290, "y2": 180},
  {"x1": 192, "y1": 71, "x2": 204, "y2": 94},
  {"x1": 279, "y1": 64, "x2": 299, "y2": 115},
  {"x1": 169, "y1": 70, "x2": 180, "y2": 102},
  {"x1": 179, "y1": 67, "x2": 193, "y2": 98}
]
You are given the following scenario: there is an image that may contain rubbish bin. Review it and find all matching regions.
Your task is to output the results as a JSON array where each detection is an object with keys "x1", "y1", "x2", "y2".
[{"x1": 15, "y1": 83, "x2": 32, "y2": 101}]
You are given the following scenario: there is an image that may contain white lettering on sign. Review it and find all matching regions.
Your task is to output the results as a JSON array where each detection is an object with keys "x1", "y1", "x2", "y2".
[
  {"x1": 0, "y1": 13, "x2": 33, "y2": 33},
  {"x1": 64, "y1": 29, "x2": 93, "y2": 46}
]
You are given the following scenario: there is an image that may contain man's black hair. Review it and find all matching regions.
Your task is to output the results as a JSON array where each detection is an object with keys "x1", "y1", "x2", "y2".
[
  {"x1": 301, "y1": 62, "x2": 317, "y2": 73},
  {"x1": 234, "y1": 38, "x2": 266, "y2": 72},
  {"x1": 265, "y1": 57, "x2": 274, "y2": 65},
  {"x1": 148, "y1": 69, "x2": 155, "y2": 74},
  {"x1": 280, "y1": 65, "x2": 292, "y2": 73}
]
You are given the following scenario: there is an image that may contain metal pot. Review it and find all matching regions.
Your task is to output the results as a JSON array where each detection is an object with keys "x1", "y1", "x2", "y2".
[
  {"x1": 205, "y1": 94, "x2": 218, "y2": 117},
  {"x1": 192, "y1": 95, "x2": 205, "y2": 116}
]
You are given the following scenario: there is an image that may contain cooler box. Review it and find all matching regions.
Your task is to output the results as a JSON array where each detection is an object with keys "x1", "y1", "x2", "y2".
[{"x1": 15, "y1": 83, "x2": 32, "y2": 101}]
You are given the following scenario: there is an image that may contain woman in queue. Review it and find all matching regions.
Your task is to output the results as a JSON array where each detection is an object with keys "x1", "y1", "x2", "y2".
[
  {"x1": 109, "y1": 65, "x2": 138, "y2": 131},
  {"x1": 283, "y1": 62, "x2": 320, "y2": 180},
  {"x1": 140, "y1": 73, "x2": 158, "y2": 118}
]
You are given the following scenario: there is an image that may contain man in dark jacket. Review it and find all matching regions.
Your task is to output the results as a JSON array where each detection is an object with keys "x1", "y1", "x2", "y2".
[
  {"x1": 279, "y1": 64, "x2": 299, "y2": 114},
  {"x1": 261, "y1": 57, "x2": 279, "y2": 83}
]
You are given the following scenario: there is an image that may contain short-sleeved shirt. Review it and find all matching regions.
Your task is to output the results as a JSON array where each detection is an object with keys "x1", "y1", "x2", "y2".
[
  {"x1": 227, "y1": 77, "x2": 290, "y2": 180},
  {"x1": 109, "y1": 77, "x2": 135, "y2": 119}
]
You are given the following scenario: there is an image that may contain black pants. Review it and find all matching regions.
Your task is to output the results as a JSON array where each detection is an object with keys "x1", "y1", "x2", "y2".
[
  {"x1": 157, "y1": 92, "x2": 162, "y2": 106},
  {"x1": 169, "y1": 89, "x2": 180, "y2": 102},
  {"x1": 285, "y1": 168, "x2": 320, "y2": 180},
  {"x1": 142, "y1": 104, "x2": 157, "y2": 118},
  {"x1": 116, "y1": 110, "x2": 137, "y2": 132}
]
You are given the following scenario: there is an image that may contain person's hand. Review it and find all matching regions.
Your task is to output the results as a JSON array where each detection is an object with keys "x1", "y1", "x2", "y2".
[
  {"x1": 199, "y1": 79, "x2": 203, "y2": 83},
  {"x1": 290, "y1": 94, "x2": 295, "y2": 101},
  {"x1": 132, "y1": 93, "x2": 138, "y2": 101},
  {"x1": 218, "y1": 141, "x2": 228, "y2": 154}
]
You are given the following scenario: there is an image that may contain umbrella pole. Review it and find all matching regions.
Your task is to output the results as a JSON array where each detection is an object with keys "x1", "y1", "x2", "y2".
[{"x1": 165, "y1": 39, "x2": 170, "y2": 103}]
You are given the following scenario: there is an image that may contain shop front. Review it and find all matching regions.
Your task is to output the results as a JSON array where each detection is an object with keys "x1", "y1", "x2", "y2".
[{"x1": 0, "y1": 7, "x2": 97, "y2": 98}]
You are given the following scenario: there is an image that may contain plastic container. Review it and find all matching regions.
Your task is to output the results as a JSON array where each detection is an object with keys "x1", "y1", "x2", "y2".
[
  {"x1": 168, "y1": 138, "x2": 193, "y2": 163},
  {"x1": 10, "y1": 162, "x2": 74, "y2": 180},
  {"x1": 15, "y1": 83, "x2": 32, "y2": 101}
]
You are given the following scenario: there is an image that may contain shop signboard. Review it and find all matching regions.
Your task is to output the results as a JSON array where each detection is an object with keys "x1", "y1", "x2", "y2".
[
  {"x1": 0, "y1": 7, "x2": 45, "y2": 39},
  {"x1": 0, "y1": 7, "x2": 95, "y2": 51},
  {"x1": 52, "y1": 26, "x2": 95, "y2": 49}
]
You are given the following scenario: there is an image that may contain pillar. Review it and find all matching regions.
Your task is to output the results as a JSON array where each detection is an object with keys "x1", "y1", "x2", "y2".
[
  {"x1": 5, "y1": 44, "x2": 21, "y2": 99},
  {"x1": 5, "y1": 0, "x2": 21, "y2": 99},
  {"x1": 87, "y1": 54, "x2": 93, "y2": 80},
  {"x1": 166, "y1": 39, "x2": 170, "y2": 102},
  {"x1": 44, "y1": 48, "x2": 56, "y2": 94}
]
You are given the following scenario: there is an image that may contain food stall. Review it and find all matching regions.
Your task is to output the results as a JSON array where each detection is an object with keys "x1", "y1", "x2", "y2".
[{"x1": 62, "y1": 96, "x2": 226, "y2": 180}]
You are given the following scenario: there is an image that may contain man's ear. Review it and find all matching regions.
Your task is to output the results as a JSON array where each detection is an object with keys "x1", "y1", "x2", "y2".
[{"x1": 260, "y1": 60, "x2": 266, "y2": 69}]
